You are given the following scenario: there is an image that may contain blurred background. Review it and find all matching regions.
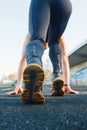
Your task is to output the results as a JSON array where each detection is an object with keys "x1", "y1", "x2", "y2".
[{"x1": 0, "y1": 0, "x2": 87, "y2": 85}]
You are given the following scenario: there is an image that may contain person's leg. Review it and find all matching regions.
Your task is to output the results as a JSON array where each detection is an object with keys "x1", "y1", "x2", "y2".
[
  {"x1": 48, "y1": 0, "x2": 72, "y2": 96},
  {"x1": 21, "y1": 0, "x2": 50, "y2": 104},
  {"x1": 29, "y1": 0, "x2": 50, "y2": 43}
]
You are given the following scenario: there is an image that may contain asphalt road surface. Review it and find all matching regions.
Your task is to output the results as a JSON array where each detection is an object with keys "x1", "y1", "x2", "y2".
[{"x1": 0, "y1": 84, "x2": 87, "y2": 130}]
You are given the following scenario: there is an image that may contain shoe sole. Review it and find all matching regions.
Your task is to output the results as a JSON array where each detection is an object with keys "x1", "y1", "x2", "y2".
[
  {"x1": 21, "y1": 64, "x2": 45, "y2": 104},
  {"x1": 51, "y1": 77, "x2": 64, "y2": 96}
]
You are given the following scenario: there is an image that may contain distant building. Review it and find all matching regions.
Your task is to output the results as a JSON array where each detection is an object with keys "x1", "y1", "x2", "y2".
[
  {"x1": 0, "y1": 73, "x2": 6, "y2": 83},
  {"x1": 69, "y1": 40, "x2": 87, "y2": 85}
]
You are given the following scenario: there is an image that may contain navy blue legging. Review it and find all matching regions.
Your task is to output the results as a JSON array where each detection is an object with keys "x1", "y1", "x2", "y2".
[
  {"x1": 29, "y1": 0, "x2": 72, "y2": 46},
  {"x1": 28, "y1": 0, "x2": 72, "y2": 73}
]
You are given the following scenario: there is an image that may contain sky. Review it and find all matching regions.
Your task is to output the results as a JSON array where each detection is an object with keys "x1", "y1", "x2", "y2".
[{"x1": 0, "y1": 0, "x2": 87, "y2": 76}]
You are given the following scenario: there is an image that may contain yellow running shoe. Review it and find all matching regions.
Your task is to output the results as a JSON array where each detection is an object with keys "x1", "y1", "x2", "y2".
[
  {"x1": 51, "y1": 77, "x2": 64, "y2": 96},
  {"x1": 21, "y1": 64, "x2": 45, "y2": 104}
]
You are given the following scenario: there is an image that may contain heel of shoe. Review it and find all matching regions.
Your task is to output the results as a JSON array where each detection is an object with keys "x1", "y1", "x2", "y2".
[
  {"x1": 21, "y1": 64, "x2": 45, "y2": 104},
  {"x1": 51, "y1": 77, "x2": 64, "y2": 96}
]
